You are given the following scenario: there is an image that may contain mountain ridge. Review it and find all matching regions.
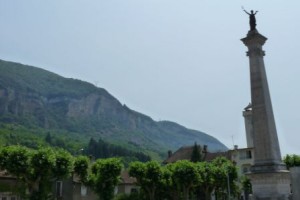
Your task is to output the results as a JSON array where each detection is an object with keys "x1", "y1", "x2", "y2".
[{"x1": 0, "y1": 59, "x2": 227, "y2": 158}]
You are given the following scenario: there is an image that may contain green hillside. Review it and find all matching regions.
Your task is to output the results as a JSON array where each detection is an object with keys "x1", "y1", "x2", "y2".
[{"x1": 0, "y1": 59, "x2": 227, "y2": 159}]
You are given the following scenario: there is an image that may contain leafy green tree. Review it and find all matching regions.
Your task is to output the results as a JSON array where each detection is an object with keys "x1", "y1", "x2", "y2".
[
  {"x1": 0, "y1": 145, "x2": 31, "y2": 197},
  {"x1": 114, "y1": 193, "x2": 145, "y2": 200},
  {"x1": 211, "y1": 157, "x2": 238, "y2": 200},
  {"x1": 190, "y1": 142, "x2": 202, "y2": 163},
  {"x1": 87, "y1": 138, "x2": 99, "y2": 157},
  {"x1": 88, "y1": 158, "x2": 123, "y2": 200},
  {"x1": 0, "y1": 146, "x2": 74, "y2": 200},
  {"x1": 29, "y1": 147, "x2": 57, "y2": 199},
  {"x1": 196, "y1": 162, "x2": 218, "y2": 200},
  {"x1": 129, "y1": 161, "x2": 164, "y2": 200},
  {"x1": 163, "y1": 164, "x2": 181, "y2": 200},
  {"x1": 171, "y1": 160, "x2": 201, "y2": 200},
  {"x1": 241, "y1": 176, "x2": 252, "y2": 199},
  {"x1": 74, "y1": 155, "x2": 90, "y2": 183},
  {"x1": 45, "y1": 132, "x2": 52, "y2": 145},
  {"x1": 0, "y1": 145, "x2": 31, "y2": 178},
  {"x1": 86, "y1": 138, "x2": 151, "y2": 163},
  {"x1": 284, "y1": 154, "x2": 300, "y2": 169},
  {"x1": 53, "y1": 148, "x2": 74, "y2": 179}
]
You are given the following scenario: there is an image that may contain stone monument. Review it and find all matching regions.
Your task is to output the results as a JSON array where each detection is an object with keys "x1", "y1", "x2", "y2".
[{"x1": 241, "y1": 11, "x2": 291, "y2": 200}]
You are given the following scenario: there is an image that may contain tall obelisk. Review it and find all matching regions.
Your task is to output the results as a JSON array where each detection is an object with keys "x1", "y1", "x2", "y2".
[{"x1": 241, "y1": 10, "x2": 290, "y2": 200}]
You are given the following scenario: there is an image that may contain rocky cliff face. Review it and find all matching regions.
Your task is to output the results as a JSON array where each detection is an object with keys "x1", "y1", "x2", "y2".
[
  {"x1": 0, "y1": 59, "x2": 227, "y2": 154},
  {"x1": 0, "y1": 87, "x2": 47, "y2": 125}
]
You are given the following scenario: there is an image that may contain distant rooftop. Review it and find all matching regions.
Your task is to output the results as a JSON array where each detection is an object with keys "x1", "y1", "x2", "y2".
[{"x1": 163, "y1": 145, "x2": 230, "y2": 164}]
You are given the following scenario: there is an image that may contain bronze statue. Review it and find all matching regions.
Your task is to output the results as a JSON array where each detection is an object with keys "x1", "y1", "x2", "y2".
[{"x1": 243, "y1": 9, "x2": 258, "y2": 31}]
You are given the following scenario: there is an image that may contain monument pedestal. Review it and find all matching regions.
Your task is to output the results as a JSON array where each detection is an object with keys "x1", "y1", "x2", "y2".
[
  {"x1": 290, "y1": 167, "x2": 300, "y2": 200},
  {"x1": 247, "y1": 171, "x2": 290, "y2": 200}
]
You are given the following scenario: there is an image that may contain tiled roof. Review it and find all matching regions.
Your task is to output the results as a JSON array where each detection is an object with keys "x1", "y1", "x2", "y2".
[
  {"x1": 163, "y1": 146, "x2": 194, "y2": 164},
  {"x1": 72, "y1": 170, "x2": 137, "y2": 184},
  {"x1": 120, "y1": 170, "x2": 136, "y2": 185},
  {"x1": 0, "y1": 170, "x2": 15, "y2": 179},
  {"x1": 228, "y1": 147, "x2": 254, "y2": 152},
  {"x1": 163, "y1": 146, "x2": 230, "y2": 164}
]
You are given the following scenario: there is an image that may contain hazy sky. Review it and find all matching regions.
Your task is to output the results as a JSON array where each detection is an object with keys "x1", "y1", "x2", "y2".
[{"x1": 1, "y1": 1, "x2": 299, "y2": 156}]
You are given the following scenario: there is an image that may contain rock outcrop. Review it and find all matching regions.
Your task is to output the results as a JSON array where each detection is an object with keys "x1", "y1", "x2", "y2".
[{"x1": 0, "y1": 59, "x2": 227, "y2": 155}]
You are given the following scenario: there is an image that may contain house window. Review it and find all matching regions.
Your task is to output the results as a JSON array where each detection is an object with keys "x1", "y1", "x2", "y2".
[
  {"x1": 81, "y1": 185, "x2": 87, "y2": 196},
  {"x1": 1, "y1": 197, "x2": 7, "y2": 200},
  {"x1": 243, "y1": 166, "x2": 249, "y2": 173},
  {"x1": 114, "y1": 187, "x2": 118, "y2": 195},
  {"x1": 242, "y1": 164, "x2": 252, "y2": 174},
  {"x1": 247, "y1": 150, "x2": 252, "y2": 159},
  {"x1": 239, "y1": 150, "x2": 252, "y2": 159},
  {"x1": 131, "y1": 188, "x2": 138, "y2": 194},
  {"x1": 56, "y1": 181, "x2": 63, "y2": 197},
  {"x1": 11, "y1": 198, "x2": 16, "y2": 200}
]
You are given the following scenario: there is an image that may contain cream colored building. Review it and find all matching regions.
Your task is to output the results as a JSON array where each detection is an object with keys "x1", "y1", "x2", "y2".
[{"x1": 229, "y1": 146, "x2": 254, "y2": 177}]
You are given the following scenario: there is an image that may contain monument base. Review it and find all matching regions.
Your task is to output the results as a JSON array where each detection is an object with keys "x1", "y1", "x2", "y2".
[
  {"x1": 247, "y1": 171, "x2": 291, "y2": 200},
  {"x1": 251, "y1": 163, "x2": 287, "y2": 173}
]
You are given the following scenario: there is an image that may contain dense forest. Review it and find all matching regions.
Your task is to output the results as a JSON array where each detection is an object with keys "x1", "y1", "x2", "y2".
[{"x1": 86, "y1": 138, "x2": 151, "y2": 164}]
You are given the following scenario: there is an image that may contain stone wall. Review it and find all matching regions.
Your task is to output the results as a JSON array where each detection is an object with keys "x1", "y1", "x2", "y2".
[
  {"x1": 290, "y1": 167, "x2": 300, "y2": 200},
  {"x1": 247, "y1": 171, "x2": 290, "y2": 199}
]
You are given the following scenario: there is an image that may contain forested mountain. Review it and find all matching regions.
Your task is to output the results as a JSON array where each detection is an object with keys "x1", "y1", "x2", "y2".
[{"x1": 0, "y1": 59, "x2": 227, "y2": 159}]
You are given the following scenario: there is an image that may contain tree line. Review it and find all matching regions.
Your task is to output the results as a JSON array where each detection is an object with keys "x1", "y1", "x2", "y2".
[
  {"x1": 283, "y1": 154, "x2": 300, "y2": 169},
  {"x1": 5, "y1": 145, "x2": 299, "y2": 200},
  {"x1": 86, "y1": 138, "x2": 151, "y2": 163},
  {"x1": 0, "y1": 145, "x2": 241, "y2": 200},
  {"x1": 45, "y1": 133, "x2": 151, "y2": 164},
  {"x1": 1, "y1": 145, "x2": 299, "y2": 200},
  {"x1": 0, "y1": 145, "x2": 122, "y2": 200},
  {"x1": 127, "y1": 158, "x2": 238, "y2": 200}
]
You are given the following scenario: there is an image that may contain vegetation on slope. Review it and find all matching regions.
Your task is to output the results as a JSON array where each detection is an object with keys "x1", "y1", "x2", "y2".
[
  {"x1": 0, "y1": 59, "x2": 227, "y2": 160},
  {"x1": 0, "y1": 122, "x2": 152, "y2": 164}
]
